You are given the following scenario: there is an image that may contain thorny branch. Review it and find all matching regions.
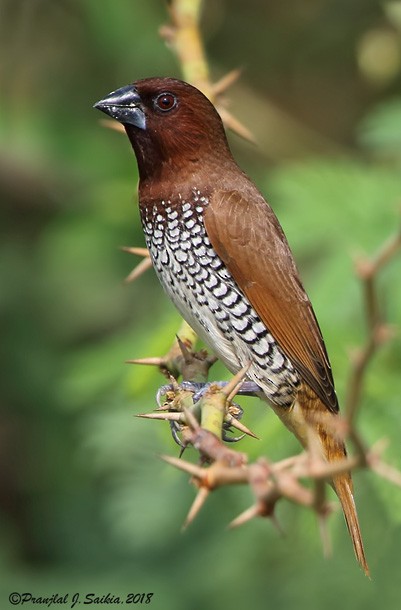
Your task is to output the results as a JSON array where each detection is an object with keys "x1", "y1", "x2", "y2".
[
  {"x1": 125, "y1": 218, "x2": 401, "y2": 550},
  {"x1": 160, "y1": 0, "x2": 255, "y2": 142},
  {"x1": 119, "y1": 0, "x2": 401, "y2": 557},
  {"x1": 345, "y1": 227, "x2": 401, "y2": 424}
]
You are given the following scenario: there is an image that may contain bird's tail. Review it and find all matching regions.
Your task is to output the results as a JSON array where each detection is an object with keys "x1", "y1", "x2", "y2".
[
  {"x1": 271, "y1": 384, "x2": 369, "y2": 576},
  {"x1": 332, "y1": 470, "x2": 369, "y2": 577},
  {"x1": 304, "y1": 389, "x2": 370, "y2": 577}
]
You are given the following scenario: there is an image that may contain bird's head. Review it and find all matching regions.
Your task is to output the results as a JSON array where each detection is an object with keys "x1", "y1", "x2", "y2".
[{"x1": 94, "y1": 77, "x2": 232, "y2": 183}]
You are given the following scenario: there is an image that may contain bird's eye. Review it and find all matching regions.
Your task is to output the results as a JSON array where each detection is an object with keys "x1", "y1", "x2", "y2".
[{"x1": 155, "y1": 92, "x2": 177, "y2": 112}]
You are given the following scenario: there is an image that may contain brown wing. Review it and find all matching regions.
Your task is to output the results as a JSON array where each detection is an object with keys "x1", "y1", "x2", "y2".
[{"x1": 204, "y1": 188, "x2": 338, "y2": 413}]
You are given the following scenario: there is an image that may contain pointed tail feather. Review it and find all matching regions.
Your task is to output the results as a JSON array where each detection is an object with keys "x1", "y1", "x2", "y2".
[
  {"x1": 317, "y1": 410, "x2": 370, "y2": 576},
  {"x1": 276, "y1": 385, "x2": 370, "y2": 576},
  {"x1": 332, "y1": 473, "x2": 370, "y2": 577}
]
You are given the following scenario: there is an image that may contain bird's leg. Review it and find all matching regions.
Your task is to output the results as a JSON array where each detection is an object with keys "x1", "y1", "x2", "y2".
[{"x1": 156, "y1": 378, "x2": 261, "y2": 448}]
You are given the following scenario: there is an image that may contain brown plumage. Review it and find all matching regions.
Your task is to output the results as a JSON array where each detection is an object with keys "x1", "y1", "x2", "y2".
[{"x1": 94, "y1": 77, "x2": 368, "y2": 575}]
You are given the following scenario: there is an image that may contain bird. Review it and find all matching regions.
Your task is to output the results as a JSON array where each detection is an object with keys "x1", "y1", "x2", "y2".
[{"x1": 94, "y1": 77, "x2": 368, "y2": 575}]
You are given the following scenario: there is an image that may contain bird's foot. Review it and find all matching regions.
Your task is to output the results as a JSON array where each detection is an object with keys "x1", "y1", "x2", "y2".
[{"x1": 156, "y1": 379, "x2": 261, "y2": 449}]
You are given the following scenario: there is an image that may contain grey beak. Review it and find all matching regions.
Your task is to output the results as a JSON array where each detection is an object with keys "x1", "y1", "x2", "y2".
[{"x1": 93, "y1": 85, "x2": 146, "y2": 130}]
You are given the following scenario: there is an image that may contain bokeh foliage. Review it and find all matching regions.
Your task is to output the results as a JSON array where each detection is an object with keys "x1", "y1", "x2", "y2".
[{"x1": 1, "y1": 1, "x2": 401, "y2": 608}]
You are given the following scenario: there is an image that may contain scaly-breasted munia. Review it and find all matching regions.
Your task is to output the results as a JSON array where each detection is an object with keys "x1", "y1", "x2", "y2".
[{"x1": 94, "y1": 77, "x2": 368, "y2": 575}]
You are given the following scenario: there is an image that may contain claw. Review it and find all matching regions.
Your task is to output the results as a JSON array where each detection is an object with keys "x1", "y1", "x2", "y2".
[
  {"x1": 156, "y1": 384, "x2": 174, "y2": 407},
  {"x1": 169, "y1": 420, "x2": 187, "y2": 449},
  {"x1": 222, "y1": 429, "x2": 245, "y2": 443}
]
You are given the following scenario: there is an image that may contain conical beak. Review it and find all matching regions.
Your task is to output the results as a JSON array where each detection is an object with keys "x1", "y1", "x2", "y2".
[{"x1": 93, "y1": 84, "x2": 146, "y2": 130}]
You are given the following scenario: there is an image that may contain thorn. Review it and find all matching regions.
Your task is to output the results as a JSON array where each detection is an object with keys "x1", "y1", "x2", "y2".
[
  {"x1": 124, "y1": 257, "x2": 153, "y2": 283},
  {"x1": 212, "y1": 68, "x2": 242, "y2": 96},
  {"x1": 228, "y1": 504, "x2": 261, "y2": 528},
  {"x1": 176, "y1": 334, "x2": 192, "y2": 363},
  {"x1": 224, "y1": 414, "x2": 259, "y2": 439},
  {"x1": 121, "y1": 246, "x2": 150, "y2": 258},
  {"x1": 223, "y1": 363, "x2": 252, "y2": 402},
  {"x1": 218, "y1": 107, "x2": 256, "y2": 144},
  {"x1": 99, "y1": 119, "x2": 125, "y2": 133},
  {"x1": 182, "y1": 486, "x2": 210, "y2": 530},
  {"x1": 126, "y1": 357, "x2": 163, "y2": 366},
  {"x1": 371, "y1": 458, "x2": 401, "y2": 488},
  {"x1": 159, "y1": 454, "x2": 205, "y2": 478},
  {"x1": 136, "y1": 412, "x2": 183, "y2": 422},
  {"x1": 168, "y1": 373, "x2": 180, "y2": 391}
]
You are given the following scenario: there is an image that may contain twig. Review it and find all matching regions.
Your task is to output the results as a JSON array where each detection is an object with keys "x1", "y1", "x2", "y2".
[
  {"x1": 161, "y1": 0, "x2": 211, "y2": 98},
  {"x1": 345, "y1": 223, "x2": 401, "y2": 424},
  {"x1": 160, "y1": 0, "x2": 254, "y2": 142}
]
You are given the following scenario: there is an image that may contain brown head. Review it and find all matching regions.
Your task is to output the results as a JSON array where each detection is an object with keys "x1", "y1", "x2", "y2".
[{"x1": 94, "y1": 77, "x2": 234, "y2": 185}]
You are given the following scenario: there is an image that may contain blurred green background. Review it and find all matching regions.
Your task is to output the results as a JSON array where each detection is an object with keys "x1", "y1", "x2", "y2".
[{"x1": 1, "y1": 0, "x2": 401, "y2": 608}]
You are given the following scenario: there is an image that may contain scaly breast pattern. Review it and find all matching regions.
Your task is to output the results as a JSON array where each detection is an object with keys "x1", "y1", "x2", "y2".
[{"x1": 141, "y1": 188, "x2": 300, "y2": 407}]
